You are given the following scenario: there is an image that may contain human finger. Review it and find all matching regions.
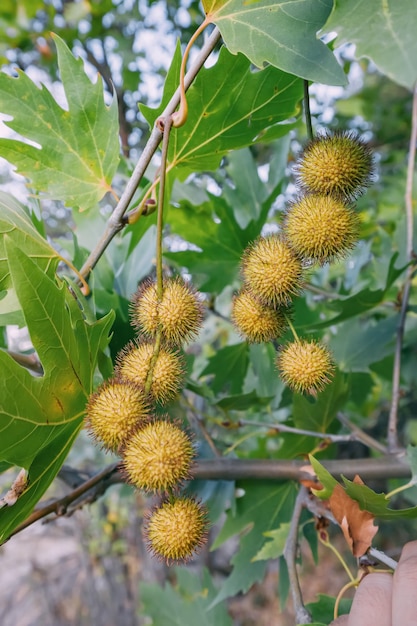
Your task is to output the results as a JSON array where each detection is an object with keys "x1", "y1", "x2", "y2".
[
  {"x1": 346, "y1": 572, "x2": 392, "y2": 626},
  {"x1": 392, "y1": 540, "x2": 417, "y2": 626}
]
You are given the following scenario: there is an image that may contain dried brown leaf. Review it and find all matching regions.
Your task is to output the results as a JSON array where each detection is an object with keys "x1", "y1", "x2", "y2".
[{"x1": 328, "y1": 475, "x2": 378, "y2": 557}]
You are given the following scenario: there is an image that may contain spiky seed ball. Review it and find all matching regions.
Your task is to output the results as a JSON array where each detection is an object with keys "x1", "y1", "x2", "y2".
[
  {"x1": 296, "y1": 131, "x2": 374, "y2": 201},
  {"x1": 131, "y1": 278, "x2": 203, "y2": 346},
  {"x1": 285, "y1": 194, "x2": 360, "y2": 264},
  {"x1": 276, "y1": 339, "x2": 334, "y2": 396},
  {"x1": 145, "y1": 497, "x2": 208, "y2": 563},
  {"x1": 115, "y1": 341, "x2": 184, "y2": 404},
  {"x1": 231, "y1": 290, "x2": 289, "y2": 343},
  {"x1": 122, "y1": 419, "x2": 194, "y2": 492},
  {"x1": 86, "y1": 379, "x2": 149, "y2": 452},
  {"x1": 241, "y1": 235, "x2": 304, "y2": 307}
]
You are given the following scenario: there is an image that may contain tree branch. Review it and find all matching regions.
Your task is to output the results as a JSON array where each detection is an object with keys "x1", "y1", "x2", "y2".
[
  {"x1": 3, "y1": 456, "x2": 410, "y2": 543},
  {"x1": 78, "y1": 26, "x2": 221, "y2": 281},
  {"x1": 6, "y1": 462, "x2": 120, "y2": 541},
  {"x1": 236, "y1": 417, "x2": 383, "y2": 450},
  {"x1": 284, "y1": 486, "x2": 312, "y2": 624},
  {"x1": 387, "y1": 84, "x2": 417, "y2": 452}
]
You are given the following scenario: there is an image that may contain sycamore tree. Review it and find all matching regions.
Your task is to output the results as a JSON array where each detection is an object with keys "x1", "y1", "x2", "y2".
[{"x1": 1, "y1": 1, "x2": 417, "y2": 624}]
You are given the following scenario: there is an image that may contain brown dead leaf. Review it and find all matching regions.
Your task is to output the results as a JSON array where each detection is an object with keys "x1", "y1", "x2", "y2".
[{"x1": 328, "y1": 475, "x2": 378, "y2": 557}]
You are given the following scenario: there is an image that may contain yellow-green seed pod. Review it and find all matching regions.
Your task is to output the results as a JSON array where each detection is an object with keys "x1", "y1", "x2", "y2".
[
  {"x1": 122, "y1": 419, "x2": 194, "y2": 492},
  {"x1": 242, "y1": 235, "x2": 304, "y2": 307},
  {"x1": 131, "y1": 278, "x2": 204, "y2": 346},
  {"x1": 285, "y1": 194, "x2": 360, "y2": 264},
  {"x1": 86, "y1": 379, "x2": 149, "y2": 452},
  {"x1": 231, "y1": 290, "x2": 288, "y2": 343},
  {"x1": 296, "y1": 131, "x2": 374, "y2": 201},
  {"x1": 145, "y1": 497, "x2": 208, "y2": 563},
  {"x1": 276, "y1": 339, "x2": 334, "y2": 396},
  {"x1": 115, "y1": 341, "x2": 184, "y2": 404}
]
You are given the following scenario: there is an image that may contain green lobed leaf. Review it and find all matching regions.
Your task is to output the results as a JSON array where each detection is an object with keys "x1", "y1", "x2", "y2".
[
  {"x1": 323, "y1": 0, "x2": 417, "y2": 90},
  {"x1": 306, "y1": 594, "x2": 351, "y2": 625},
  {"x1": 291, "y1": 371, "x2": 349, "y2": 432},
  {"x1": 140, "y1": 568, "x2": 232, "y2": 626},
  {"x1": 0, "y1": 34, "x2": 119, "y2": 211},
  {"x1": 210, "y1": 481, "x2": 297, "y2": 606},
  {"x1": 306, "y1": 253, "x2": 406, "y2": 330},
  {"x1": 215, "y1": 390, "x2": 273, "y2": 411},
  {"x1": 309, "y1": 456, "x2": 338, "y2": 500},
  {"x1": 0, "y1": 241, "x2": 114, "y2": 541},
  {"x1": 0, "y1": 192, "x2": 59, "y2": 292},
  {"x1": 330, "y1": 315, "x2": 399, "y2": 372},
  {"x1": 142, "y1": 46, "x2": 303, "y2": 179},
  {"x1": 252, "y1": 521, "x2": 291, "y2": 561},
  {"x1": 249, "y1": 342, "x2": 285, "y2": 403},
  {"x1": 342, "y1": 476, "x2": 417, "y2": 520},
  {"x1": 139, "y1": 39, "x2": 182, "y2": 127},
  {"x1": 223, "y1": 148, "x2": 270, "y2": 229},
  {"x1": 200, "y1": 342, "x2": 249, "y2": 396},
  {"x1": 166, "y1": 192, "x2": 269, "y2": 292},
  {"x1": 203, "y1": 0, "x2": 347, "y2": 86}
]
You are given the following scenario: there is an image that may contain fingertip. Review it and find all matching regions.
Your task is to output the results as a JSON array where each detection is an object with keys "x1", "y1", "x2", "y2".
[
  {"x1": 348, "y1": 573, "x2": 392, "y2": 626},
  {"x1": 399, "y1": 540, "x2": 417, "y2": 560}
]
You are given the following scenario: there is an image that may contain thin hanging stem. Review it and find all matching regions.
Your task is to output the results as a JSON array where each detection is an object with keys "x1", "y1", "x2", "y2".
[
  {"x1": 285, "y1": 314, "x2": 300, "y2": 342},
  {"x1": 385, "y1": 478, "x2": 417, "y2": 499},
  {"x1": 334, "y1": 578, "x2": 360, "y2": 621},
  {"x1": 172, "y1": 18, "x2": 211, "y2": 128},
  {"x1": 303, "y1": 80, "x2": 314, "y2": 141},
  {"x1": 319, "y1": 530, "x2": 355, "y2": 583},
  {"x1": 387, "y1": 84, "x2": 417, "y2": 452},
  {"x1": 155, "y1": 116, "x2": 173, "y2": 298},
  {"x1": 143, "y1": 116, "x2": 173, "y2": 394}
]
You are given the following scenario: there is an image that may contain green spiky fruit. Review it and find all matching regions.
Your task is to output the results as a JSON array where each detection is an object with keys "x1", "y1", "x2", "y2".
[
  {"x1": 296, "y1": 131, "x2": 374, "y2": 201},
  {"x1": 285, "y1": 194, "x2": 360, "y2": 264},
  {"x1": 276, "y1": 339, "x2": 334, "y2": 396},
  {"x1": 131, "y1": 278, "x2": 203, "y2": 345},
  {"x1": 115, "y1": 341, "x2": 184, "y2": 404},
  {"x1": 122, "y1": 419, "x2": 194, "y2": 492},
  {"x1": 86, "y1": 379, "x2": 149, "y2": 451},
  {"x1": 231, "y1": 290, "x2": 289, "y2": 343},
  {"x1": 145, "y1": 497, "x2": 208, "y2": 562},
  {"x1": 242, "y1": 235, "x2": 304, "y2": 307}
]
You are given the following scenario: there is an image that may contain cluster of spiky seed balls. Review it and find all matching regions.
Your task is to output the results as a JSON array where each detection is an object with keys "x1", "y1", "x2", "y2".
[
  {"x1": 232, "y1": 131, "x2": 374, "y2": 395},
  {"x1": 85, "y1": 277, "x2": 208, "y2": 562}
]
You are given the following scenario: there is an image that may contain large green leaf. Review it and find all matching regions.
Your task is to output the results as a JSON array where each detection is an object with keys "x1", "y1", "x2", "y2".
[
  {"x1": 0, "y1": 34, "x2": 119, "y2": 211},
  {"x1": 304, "y1": 254, "x2": 406, "y2": 330},
  {"x1": 0, "y1": 241, "x2": 114, "y2": 542},
  {"x1": 141, "y1": 568, "x2": 232, "y2": 626},
  {"x1": 203, "y1": 0, "x2": 346, "y2": 86},
  {"x1": 210, "y1": 481, "x2": 297, "y2": 606},
  {"x1": 306, "y1": 595, "x2": 352, "y2": 625},
  {"x1": 330, "y1": 315, "x2": 399, "y2": 372},
  {"x1": 166, "y1": 183, "x2": 273, "y2": 292},
  {"x1": 323, "y1": 0, "x2": 417, "y2": 90},
  {"x1": 142, "y1": 46, "x2": 303, "y2": 179},
  {"x1": 0, "y1": 192, "x2": 59, "y2": 292},
  {"x1": 292, "y1": 371, "x2": 349, "y2": 432},
  {"x1": 200, "y1": 342, "x2": 249, "y2": 396}
]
